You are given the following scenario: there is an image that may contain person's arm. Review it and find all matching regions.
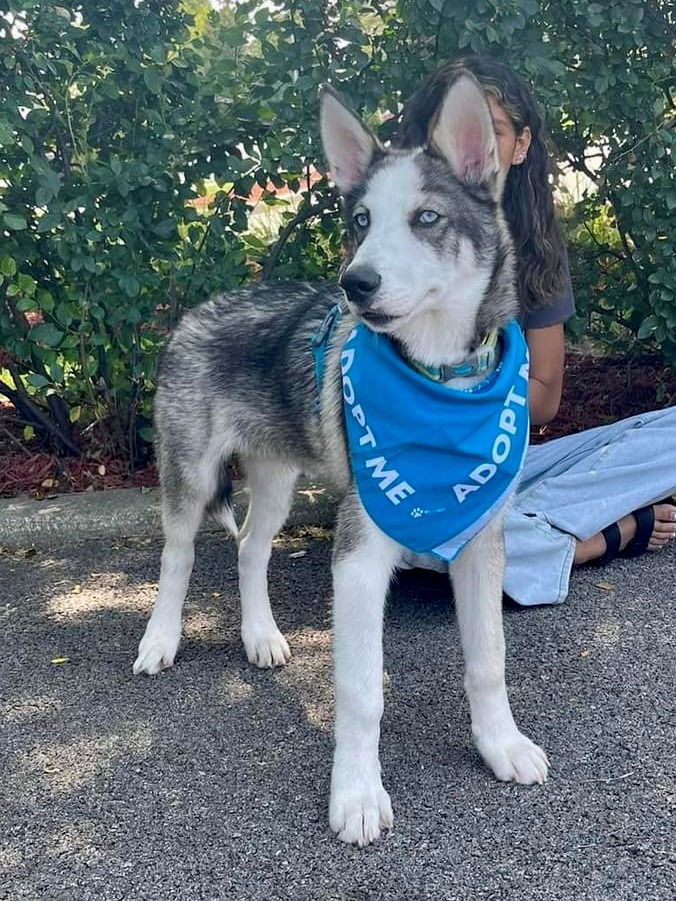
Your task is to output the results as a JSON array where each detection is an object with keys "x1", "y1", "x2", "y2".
[{"x1": 526, "y1": 323, "x2": 565, "y2": 425}]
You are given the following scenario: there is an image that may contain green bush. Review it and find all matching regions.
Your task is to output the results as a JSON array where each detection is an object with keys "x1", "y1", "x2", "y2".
[
  {"x1": 0, "y1": 0, "x2": 251, "y2": 460},
  {"x1": 1, "y1": 0, "x2": 674, "y2": 466}
]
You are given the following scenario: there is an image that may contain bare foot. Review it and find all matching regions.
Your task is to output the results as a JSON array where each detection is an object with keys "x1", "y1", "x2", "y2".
[{"x1": 575, "y1": 502, "x2": 676, "y2": 565}]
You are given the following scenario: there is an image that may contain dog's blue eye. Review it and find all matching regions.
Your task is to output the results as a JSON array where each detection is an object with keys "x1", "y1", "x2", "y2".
[
  {"x1": 354, "y1": 212, "x2": 369, "y2": 229},
  {"x1": 418, "y1": 210, "x2": 440, "y2": 225}
]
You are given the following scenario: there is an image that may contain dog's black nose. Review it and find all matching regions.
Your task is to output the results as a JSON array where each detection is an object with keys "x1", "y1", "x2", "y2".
[{"x1": 340, "y1": 266, "x2": 382, "y2": 309}]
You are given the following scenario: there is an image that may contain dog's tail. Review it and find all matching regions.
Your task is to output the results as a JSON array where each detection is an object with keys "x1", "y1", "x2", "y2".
[{"x1": 206, "y1": 465, "x2": 239, "y2": 540}]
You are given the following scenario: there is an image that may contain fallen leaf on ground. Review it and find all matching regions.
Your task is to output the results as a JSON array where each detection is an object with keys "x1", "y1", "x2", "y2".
[
  {"x1": 289, "y1": 550, "x2": 307, "y2": 559},
  {"x1": 594, "y1": 580, "x2": 615, "y2": 591},
  {"x1": 51, "y1": 656, "x2": 70, "y2": 665}
]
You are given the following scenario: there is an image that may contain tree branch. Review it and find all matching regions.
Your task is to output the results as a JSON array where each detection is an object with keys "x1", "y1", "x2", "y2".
[
  {"x1": 261, "y1": 192, "x2": 338, "y2": 281},
  {"x1": 4, "y1": 365, "x2": 80, "y2": 456}
]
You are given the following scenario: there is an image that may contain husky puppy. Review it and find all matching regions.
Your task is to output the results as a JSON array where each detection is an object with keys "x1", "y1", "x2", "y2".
[{"x1": 134, "y1": 74, "x2": 549, "y2": 845}]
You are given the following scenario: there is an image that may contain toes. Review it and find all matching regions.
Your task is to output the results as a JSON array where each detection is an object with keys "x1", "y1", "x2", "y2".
[
  {"x1": 510, "y1": 742, "x2": 549, "y2": 785},
  {"x1": 653, "y1": 504, "x2": 676, "y2": 525},
  {"x1": 648, "y1": 504, "x2": 676, "y2": 551},
  {"x1": 330, "y1": 788, "x2": 393, "y2": 847},
  {"x1": 337, "y1": 804, "x2": 381, "y2": 847},
  {"x1": 133, "y1": 620, "x2": 181, "y2": 675},
  {"x1": 243, "y1": 629, "x2": 291, "y2": 668},
  {"x1": 478, "y1": 732, "x2": 549, "y2": 786},
  {"x1": 133, "y1": 632, "x2": 179, "y2": 675},
  {"x1": 651, "y1": 517, "x2": 676, "y2": 536},
  {"x1": 133, "y1": 651, "x2": 164, "y2": 676}
]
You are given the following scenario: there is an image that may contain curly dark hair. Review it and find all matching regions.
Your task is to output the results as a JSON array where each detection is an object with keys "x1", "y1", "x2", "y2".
[{"x1": 395, "y1": 55, "x2": 566, "y2": 311}]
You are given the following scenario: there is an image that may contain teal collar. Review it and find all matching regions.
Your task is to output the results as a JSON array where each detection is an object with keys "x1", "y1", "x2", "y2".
[{"x1": 402, "y1": 330, "x2": 500, "y2": 382}]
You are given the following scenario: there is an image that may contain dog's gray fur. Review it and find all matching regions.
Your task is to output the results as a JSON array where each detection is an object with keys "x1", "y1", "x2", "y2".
[{"x1": 134, "y1": 74, "x2": 548, "y2": 846}]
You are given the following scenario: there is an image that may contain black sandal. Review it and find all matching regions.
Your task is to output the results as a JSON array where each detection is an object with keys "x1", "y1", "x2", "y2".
[
  {"x1": 596, "y1": 504, "x2": 658, "y2": 566},
  {"x1": 619, "y1": 505, "x2": 656, "y2": 558},
  {"x1": 594, "y1": 497, "x2": 676, "y2": 566},
  {"x1": 596, "y1": 521, "x2": 622, "y2": 565}
]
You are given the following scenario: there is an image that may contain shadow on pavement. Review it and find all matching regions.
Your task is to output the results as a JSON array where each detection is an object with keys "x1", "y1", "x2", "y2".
[{"x1": 1, "y1": 533, "x2": 674, "y2": 899}]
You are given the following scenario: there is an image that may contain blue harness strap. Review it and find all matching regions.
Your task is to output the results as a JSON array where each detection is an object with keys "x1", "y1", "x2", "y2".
[{"x1": 311, "y1": 303, "x2": 343, "y2": 397}]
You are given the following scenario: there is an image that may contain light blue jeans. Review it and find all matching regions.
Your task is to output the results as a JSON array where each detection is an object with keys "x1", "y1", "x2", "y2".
[{"x1": 403, "y1": 406, "x2": 676, "y2": 606}]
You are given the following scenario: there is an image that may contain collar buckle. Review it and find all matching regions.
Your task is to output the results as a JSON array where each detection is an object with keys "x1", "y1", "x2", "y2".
[{"x1": 409, "y1": 329, "x2": 500, "y2": 382}]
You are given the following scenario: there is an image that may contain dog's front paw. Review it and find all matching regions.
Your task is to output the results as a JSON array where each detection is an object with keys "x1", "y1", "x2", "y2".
[
  {"x1": 241, "y1": 623, "x2": 291, "y2": 669},
  {"x1": 133, "y1": 622, "x2": 181, "y2": 675},
  {"x1": 329, "y1": 767, "x2": 393, "y2": 847},
  {"x1": 476, "y1": 730, "x2": 549, "y2": 785}
]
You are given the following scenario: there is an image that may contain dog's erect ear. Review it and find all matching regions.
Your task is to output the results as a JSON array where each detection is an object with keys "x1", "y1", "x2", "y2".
[
  {"x1": 429, "y1": 74, "x2": 499, "y2": 189},
  {"x1": 319, "y1": 86, "x2": 380, "y2": 195}
]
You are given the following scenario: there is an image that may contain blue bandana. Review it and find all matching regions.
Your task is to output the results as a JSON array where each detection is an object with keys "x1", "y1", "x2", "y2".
[{"x1": 333, "y1": 317, "x2": 530, "y2": 561}]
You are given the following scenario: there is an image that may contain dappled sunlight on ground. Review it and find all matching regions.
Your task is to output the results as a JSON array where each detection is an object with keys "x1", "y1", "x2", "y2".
[
  {"x1": 183, "y1": 609, "x2": 225, "y2": 639},
  {"x1": 593, "y1": 620, "x2": 622, "y2": 646},
  {"x1": 280, "y1": 626, "x2": 333, "y2": 731},
  {"x1": 10, "y1": 727, "x2": 154, "y2": 797},
  {"x1": 214, "y1": 672, "x2": 254, "y2": 702},
  {"x1": 2, "y1": 532, "x2": 674, "y2": 897},
  {"x1": 48, "y1": 820, "x2": 105, "y2": 862},
  {"x1": 1, "y1": 694, "x2": 64, "y2": 725},
  {"x1": 47, "y1": 573, "x2": 155, "y2": 620}
]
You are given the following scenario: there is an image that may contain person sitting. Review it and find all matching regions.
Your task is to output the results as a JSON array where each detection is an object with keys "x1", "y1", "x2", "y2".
[{"x1": 395, "y1": 54, "x2": 676, "y2": 605}]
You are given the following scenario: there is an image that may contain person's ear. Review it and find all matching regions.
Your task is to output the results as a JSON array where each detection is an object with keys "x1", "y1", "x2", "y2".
[{"x1": 511, "y1": 126, "x2": 532, "y2": 166}]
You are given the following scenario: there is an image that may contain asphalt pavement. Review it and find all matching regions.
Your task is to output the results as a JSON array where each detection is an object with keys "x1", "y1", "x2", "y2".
[{"x1": 1, "y1": 489, "x2": 675, "y2": 900}]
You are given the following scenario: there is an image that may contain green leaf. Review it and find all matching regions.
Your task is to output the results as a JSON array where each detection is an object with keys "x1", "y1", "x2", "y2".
[
  {"x1": 18, "y1": 274, "x2": 36, "y2": 294},
  {"x1": 37, "y1": 290, "x2": 54, "y2": 312},
  {"x1": 27, "y1": 373, "x2": 50, "y2": 388},
  {"x1": 3, "y1": 213, "x2": 28, "y2": 231},
  {"x1": 36, "y1": 211, "x2": 61, "y2": 233},
  {"x1": 637, "y1": 315, "x2": 658, "y2": 340},
  {"x1": 0, "y1": 120, "x2": 13, "y2": 144},
  {"x1": 119, "y1": 274, "x2": 140, "y2": 297},
  {"x1": 0, "y1": 256, "x2": 16, "y2": 277},
  {"x1": 30, "y1": 323, "x2": 63, "y2": 347},
  {"x1": 143, "y1": 68, "x2": 162, "y2": 94}
]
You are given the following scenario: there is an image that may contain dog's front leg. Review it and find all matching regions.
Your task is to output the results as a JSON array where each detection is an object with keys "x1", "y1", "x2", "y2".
[
  {"x1": 329, "y1": 497, "x2": 400, "y2": 846},
  {"x1": 451, "y1": 516, "x2": 549, "y2": 785}
]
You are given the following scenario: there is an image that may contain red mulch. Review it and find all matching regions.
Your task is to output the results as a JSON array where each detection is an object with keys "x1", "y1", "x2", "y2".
[
  {"x1": 1, "y1": 351, "x2": 674, "y2": 499},
  {"x1": 531, "y1": 351, "x2": 676, "y2": 444},
  {"x1": 0, "y1": 450, "x2": 158, "y2": 498}
]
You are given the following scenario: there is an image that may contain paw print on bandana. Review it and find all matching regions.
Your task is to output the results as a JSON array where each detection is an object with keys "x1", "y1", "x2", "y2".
[{"x1": 411, "y1": 507, "x2": 425, "y2": 519}]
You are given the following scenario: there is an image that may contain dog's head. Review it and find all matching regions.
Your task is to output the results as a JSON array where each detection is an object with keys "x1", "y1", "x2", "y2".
[{"x1": 319, "y1": 75, "x2": 517, "y2": 365}]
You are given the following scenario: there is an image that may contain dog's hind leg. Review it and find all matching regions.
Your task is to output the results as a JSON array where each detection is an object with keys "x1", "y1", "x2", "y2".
[
  {"x1": 133, "y1": 453, "x2": 216, "y2": 676},
  {"x1": 237, "y1": 456, "x2": 298, "y2": 668},
  {"x1": 450, "y1": 516, "x2": 549, "y2": 785}
]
